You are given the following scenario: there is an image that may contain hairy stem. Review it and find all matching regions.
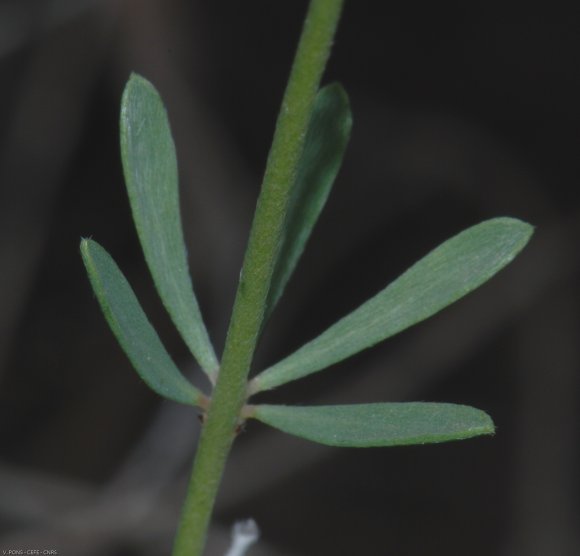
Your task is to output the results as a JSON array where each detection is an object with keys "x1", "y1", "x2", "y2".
[{"x1": 171, "y1": 1, "x2": 344, "y2": 554}]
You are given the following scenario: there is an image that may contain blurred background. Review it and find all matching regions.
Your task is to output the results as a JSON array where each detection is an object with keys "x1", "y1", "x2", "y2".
[{"x1": 0, "y1": 1, "x2": 579, "y2": 554}]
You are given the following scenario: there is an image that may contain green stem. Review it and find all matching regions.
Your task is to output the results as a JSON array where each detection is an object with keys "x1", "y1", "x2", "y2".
[{"x1": 171, "y1": 1, "x2": 344, "y2": 554}]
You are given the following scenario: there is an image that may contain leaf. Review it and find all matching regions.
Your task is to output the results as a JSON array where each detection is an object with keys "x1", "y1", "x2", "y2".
[
  {"x1": 251, "y1": 403, "x2": 494, "y2": 447},
  {"x1": 265, "y1": 83, "x2": 352, "y2": 319},
  {"x1": 120, "y1": 73, "x2": 218, "y2": 378},
  {"x1": 251, "y1": 217, "x2": 533, "y2": 393},
  {"x1": 80, "y1": 239, "x2": 203, "y2": 406}
]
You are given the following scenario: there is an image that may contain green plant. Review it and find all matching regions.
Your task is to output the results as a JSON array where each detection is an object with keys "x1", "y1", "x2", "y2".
[{"x1": 80, "y1": 1, "x2": 533, "y2": 554}]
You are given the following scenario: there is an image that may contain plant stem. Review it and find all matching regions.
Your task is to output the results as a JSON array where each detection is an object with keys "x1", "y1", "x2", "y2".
[{"x1": 171, "y1": 1, "x2": 344, "y2": 554}]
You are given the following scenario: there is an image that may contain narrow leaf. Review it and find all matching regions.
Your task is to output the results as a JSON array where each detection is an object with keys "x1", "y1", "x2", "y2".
[
  {"x1": 80, "y1": 239, "x2": 203, "y2": 406},
  {"x1": 252, "y1": 217, "x2": 533, "y2": 393},
  {"x1": 266, "y1": 83, "x2": 352, "y2": 318},
  {"x1": 120, "y1": 73, "x2": 218, "y2": 377},
  {"x1": 252, "y1": 403, "x2": 494, "y2": 447}
]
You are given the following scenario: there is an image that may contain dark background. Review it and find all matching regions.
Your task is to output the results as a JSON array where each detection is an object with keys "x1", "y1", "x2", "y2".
[{"x1": 0, "y1": 1, "x2": 578, "y2": 554}]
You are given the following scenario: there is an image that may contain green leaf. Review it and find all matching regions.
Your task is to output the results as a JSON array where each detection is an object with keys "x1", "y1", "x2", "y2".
[
  {"x1": 120, "y1": 73, "x2": 218, "y2": 378},
  {"x1": 265, "y1": 83, "x2": 352, "y2": 319},
  {"x1": 251, "y1": 217, "x2": 533, "y2": 393},
  {"x1": 80, "y1": 239, "x2": 203, "y2": 406},
  {"x1": 252, "y1": 403, "x2": 494, "y2": 447}
]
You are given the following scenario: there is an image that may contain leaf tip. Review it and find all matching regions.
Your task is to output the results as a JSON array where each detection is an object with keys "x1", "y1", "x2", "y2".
[
  {"x1": 318, "y1": 81, "x2": 352, "y2": 132},
  {"x1": 79, "y1": 237, "x2": 95, "y2": 265},
  {"x1": 458, "y1": 406, "x2": 495, "y2": 440},
  {"x1": 491, "y1": 216, "x2": 534, "y2": 240},
  {"x1": 80, "y1": 237, "x2": 105, "y2": 263},
  {"x1": 124, "y1": 72, "x2": 151, "y2": 94},
  {"x1": 120, "y1": 73, "x2": 160, "y2": 131},
  {"x1": 321, "y1": 81, "x2": 348, "y2": 101},
  {"x1": 478, "y1": 410, "x2": 496, "y2": 436}
]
